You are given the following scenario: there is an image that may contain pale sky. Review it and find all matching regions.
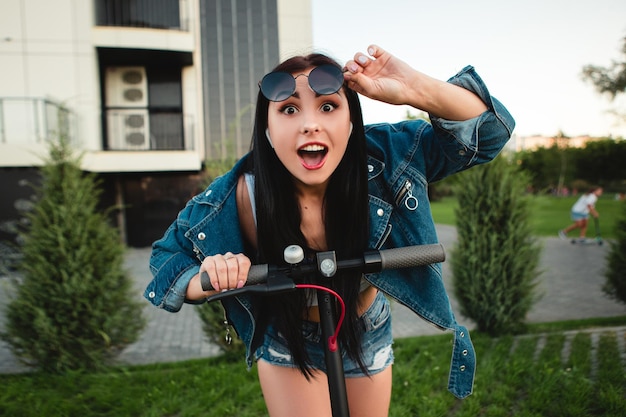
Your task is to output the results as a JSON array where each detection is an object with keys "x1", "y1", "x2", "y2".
[{"x1": 311, "y1": 0, "x2": 626, "y2": 138}]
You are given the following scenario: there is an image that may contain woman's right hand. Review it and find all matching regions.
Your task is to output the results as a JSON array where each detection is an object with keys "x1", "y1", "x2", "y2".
[
  {"x1": 200, "y1": 252, "x2": 251, "y2": 292},
  {"x1": 186, "y1": 252, "x2": 252, "y2": 300}
]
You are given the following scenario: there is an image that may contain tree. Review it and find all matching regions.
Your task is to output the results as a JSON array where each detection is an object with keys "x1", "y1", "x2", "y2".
[
  {"x1": 517, "y1": 139, "x2": 626, "y2": 193},
  {"x1": 517, "y1": 144, "x2": 578, "y2": 193},
  {"x1": 582, "y1": 36, "x2": 626, "y2": 98},
  {"x1": 582, "y1": 36, "x2": 626, "y2": 123},
  {"x1": 577, "y1": 139, "x2": 626, "y2": 187},
  {"x1": 0, "y1": 137, "x2": 144, "y2": 372},
  {"x1": 603, "y1": 199, "x2": 626, "y2": 305},
  {"x1": 451, "y1": 156, "x2": 542, "y2": 335}
]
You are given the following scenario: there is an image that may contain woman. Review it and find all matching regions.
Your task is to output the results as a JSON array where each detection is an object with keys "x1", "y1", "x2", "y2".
[{"x1": 145, "y1": 45, "x2": 515, "y2": 416}]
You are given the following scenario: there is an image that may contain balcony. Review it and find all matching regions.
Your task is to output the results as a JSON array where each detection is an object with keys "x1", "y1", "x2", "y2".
[
  {"x1": 0, "y1": 97, "x2": 77, "y2": 167},
  {"x1": 105, "y1": 110, "x2": 194, "y2": 151},
  {"x1": 95, "y1": 0, "x2": 191, "y2": 31},
  {"x1": 0, "y1": 97, "x2": 201, "y2": 172},
  {"x1": 0, "y1": 97, "x2": 74, "y2": 145},
  {"x1": 82, "y1": 109, "x2": 201, "y2": 173},
  {"x1": 93, "y1": 0, "x2": 194, "y2": 53}
]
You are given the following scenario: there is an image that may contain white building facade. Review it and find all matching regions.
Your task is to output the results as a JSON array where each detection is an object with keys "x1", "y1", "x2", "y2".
[{"x1": 0, "y1": 0, "x2": 312, "y2": 247}]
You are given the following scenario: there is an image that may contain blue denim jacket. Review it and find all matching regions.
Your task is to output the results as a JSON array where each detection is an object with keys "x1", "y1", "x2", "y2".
[{"x1": 145, "y1": 65, "x2": 515, "y2": 399}]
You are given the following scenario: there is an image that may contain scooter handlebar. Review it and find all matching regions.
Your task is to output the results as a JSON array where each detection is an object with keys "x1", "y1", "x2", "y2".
[{"x1": 200, "y1": 243, "x2": 445, "y2": 292}]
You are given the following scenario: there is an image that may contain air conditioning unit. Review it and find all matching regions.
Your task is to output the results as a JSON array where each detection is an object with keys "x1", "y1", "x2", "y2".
[
  {"x1": 105, "y1": 66, "x2": 148, "y2": 108},
  {"x1": 107, "y1": 109, "x2": 150, "y2": 150}
]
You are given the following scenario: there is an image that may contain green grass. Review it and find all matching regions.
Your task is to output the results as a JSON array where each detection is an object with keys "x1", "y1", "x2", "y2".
[
  {"x1": 1, "y1": 317, "x2": 625, "y2": 416},
  {"x1": 431, "y1": 195, "x2": 624, "y2": 240}
]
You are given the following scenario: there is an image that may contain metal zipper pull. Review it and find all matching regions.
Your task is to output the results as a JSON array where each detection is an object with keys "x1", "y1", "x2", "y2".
[
  {"x1": 222, "y1": 310, "x2": 232, "y2": 344},
  {"x1": 395, "y1": 180, "x2": 418, "y2": 211},
  {"x1": 224, "y1": 319, "x2": 233, "y2": 345}
]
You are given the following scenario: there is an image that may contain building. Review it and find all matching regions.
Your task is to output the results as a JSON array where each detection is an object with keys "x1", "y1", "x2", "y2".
[
  {"x1": 0, "y1": 0, "x2": 312, "y2": 248},
  {"x1": 507, "y1": 134, "x2": 610, "y2": 153}
]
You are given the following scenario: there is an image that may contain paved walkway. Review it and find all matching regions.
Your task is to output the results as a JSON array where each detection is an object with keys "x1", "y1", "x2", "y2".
[{"x1": 1, "y1": 225, "x2": 624, "y2": 373}]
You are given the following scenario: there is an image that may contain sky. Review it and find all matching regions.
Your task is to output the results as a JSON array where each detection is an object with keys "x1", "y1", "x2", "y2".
[{"x1": 310, "y1": 0, "x2": 626, "y2": 138}]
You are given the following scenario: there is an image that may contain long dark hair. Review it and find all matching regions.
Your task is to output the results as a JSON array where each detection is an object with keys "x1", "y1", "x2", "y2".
[{"x1": 248, "y1": 53, "x2": 370, "y2": 377}]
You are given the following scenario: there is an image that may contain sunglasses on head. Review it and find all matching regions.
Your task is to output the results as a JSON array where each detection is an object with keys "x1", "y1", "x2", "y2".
[{"x1": 259, "y1": 64, "x2": 344, "y2": 102}]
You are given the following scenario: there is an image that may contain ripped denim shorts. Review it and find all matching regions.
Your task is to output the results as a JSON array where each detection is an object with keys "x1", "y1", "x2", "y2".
[{"x1": 254, "y1": 290, "x2": 394, "y2": 377}]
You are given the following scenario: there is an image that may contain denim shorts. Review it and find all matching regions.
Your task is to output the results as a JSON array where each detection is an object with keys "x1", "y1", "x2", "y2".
[
  {"x1": 255, "y1": 291, "x2": 394, "y2": 377},
  {"x1": 571, "y1": 211, "x2": 589, "y2": 221}
]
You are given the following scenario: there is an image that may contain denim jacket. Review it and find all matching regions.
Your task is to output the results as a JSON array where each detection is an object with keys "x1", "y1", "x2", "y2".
[{"x1": 145, "y1": 65, "x2": 515, "y2": 399}]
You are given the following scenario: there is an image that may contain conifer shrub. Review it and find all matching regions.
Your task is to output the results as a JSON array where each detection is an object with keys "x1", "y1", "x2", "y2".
[
  {"x1": 0, "y1": 138, "x2": 144, "y2": 372},
  {"x1": 603, "y1": 199, "x2": 626, "y2": 304},
  {"x1": 197, "y1": 301, "x2": 245, "y2": 354},
  {"x1": 451, "y1": 155, "x2": 541, "y2": 335}
]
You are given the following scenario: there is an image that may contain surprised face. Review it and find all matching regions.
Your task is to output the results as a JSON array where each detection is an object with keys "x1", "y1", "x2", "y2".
[{"x1": 266, "y1": 67, "x2": 352, "y2": 193}]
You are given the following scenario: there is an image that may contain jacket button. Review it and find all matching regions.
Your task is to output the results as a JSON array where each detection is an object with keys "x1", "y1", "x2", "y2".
[
  {"x1": 459, "y1": 331, "x2": 465, "y2": 338},
  {"x1": 459, "y1": 365, "x2": 466, "y2": 371},
  {"x1": 377, "y1": 208, "x2": 384, "y2": 216},
  {"x1": 198, "y1": 232, "x2": 206, "y2": 240},
  {"x1": 148, "y1": 291, "x2": 155, "y2": 298},
  {"x1": 462, "y1": 349, "x2": 468, "y2": 356},
  {"x1": 368, "y1": 164, "x2": 374, "y2": 172},
  {"x1": 205, "y1": 190, "x2": 212, "y2": 196}
]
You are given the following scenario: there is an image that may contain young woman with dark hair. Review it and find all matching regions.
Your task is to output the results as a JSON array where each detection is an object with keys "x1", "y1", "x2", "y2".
[{"x1": 145, "y1": 45, "x2": 515, "y2": 416}]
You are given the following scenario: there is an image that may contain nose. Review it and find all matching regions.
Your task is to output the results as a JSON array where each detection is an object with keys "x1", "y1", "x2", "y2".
[{"x1": 301, "y1": 118, "x2": 321, "y2": 135}]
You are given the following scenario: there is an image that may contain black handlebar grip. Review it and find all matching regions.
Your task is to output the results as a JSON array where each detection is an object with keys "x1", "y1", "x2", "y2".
[
  {"x1": 379, "y1": 244, "x2": 445, "y2": 270},
  {"x1": 247, "y1": 264, "x2": 269, "y2": 285},
  {"x1": 201, "y1": 264, "x2": 269, "y2": 291}
]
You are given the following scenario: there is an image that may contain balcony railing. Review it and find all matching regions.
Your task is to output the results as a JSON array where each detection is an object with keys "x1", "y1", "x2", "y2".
[
  {"x1": 0, "y1": 97, "x2": 75, "y2": 145},
  {"x1": 106, "y1": 109, "x2": 195, "y2": 151},
  {"x1": 95, "y1": 0, "x2": 191, "y2": 31}
]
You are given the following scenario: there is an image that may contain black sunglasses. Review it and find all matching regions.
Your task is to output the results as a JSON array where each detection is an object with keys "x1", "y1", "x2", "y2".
[{"x1": 259, "y1": 64, "x2": 344, "y2": 102}]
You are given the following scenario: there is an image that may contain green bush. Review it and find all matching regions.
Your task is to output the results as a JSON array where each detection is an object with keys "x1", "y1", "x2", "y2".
[
  {"x1": 0, "y1": 138, "x2": 144, "y2": 372},
  {"x1": 197, "y1": 301, "x2": 245, "y2": 354},
  {"x1": 603, "y1": 199, "x2": 626, "y2": 304},
  {"x1": 203, "y1": 157, "x2": 238, "y2": 184},
  {"x1": 451, "y1": 156, "x2": 542, "y2": 335}
]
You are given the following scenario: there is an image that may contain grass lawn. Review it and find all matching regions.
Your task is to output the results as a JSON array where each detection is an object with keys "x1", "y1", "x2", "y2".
[
  {"x1": 431, "y1": 195, "x2": 624, "y2": 240},
  {"x1": 1, "y1": 317, "x2": 625, "y2": 416}
]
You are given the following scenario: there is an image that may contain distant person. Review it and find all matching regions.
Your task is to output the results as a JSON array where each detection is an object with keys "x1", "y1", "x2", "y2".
[{"x1": 558, "y1": 186, "x2": 603, "y2": 242}]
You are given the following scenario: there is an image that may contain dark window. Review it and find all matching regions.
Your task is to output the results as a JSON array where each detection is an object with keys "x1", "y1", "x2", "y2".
[
  {"x1": 147, "y1": 67, "x2": 183, "y2": 150},
  {"x1": 95, "y1": 0, "x2": 181, "y2": 30},
  {"x1": 148, "y1": 69, "x2": 182, "y2": 109}
]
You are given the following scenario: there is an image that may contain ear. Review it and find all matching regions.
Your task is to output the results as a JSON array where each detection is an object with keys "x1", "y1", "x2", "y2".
[{"x1": 265, "y1": 128, "x2": 274, "y2": 149}]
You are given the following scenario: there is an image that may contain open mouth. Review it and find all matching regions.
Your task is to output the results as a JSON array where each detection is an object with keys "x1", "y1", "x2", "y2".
[{"x1": 298, "y1": 144, "x2": 328, "y2": 169}]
